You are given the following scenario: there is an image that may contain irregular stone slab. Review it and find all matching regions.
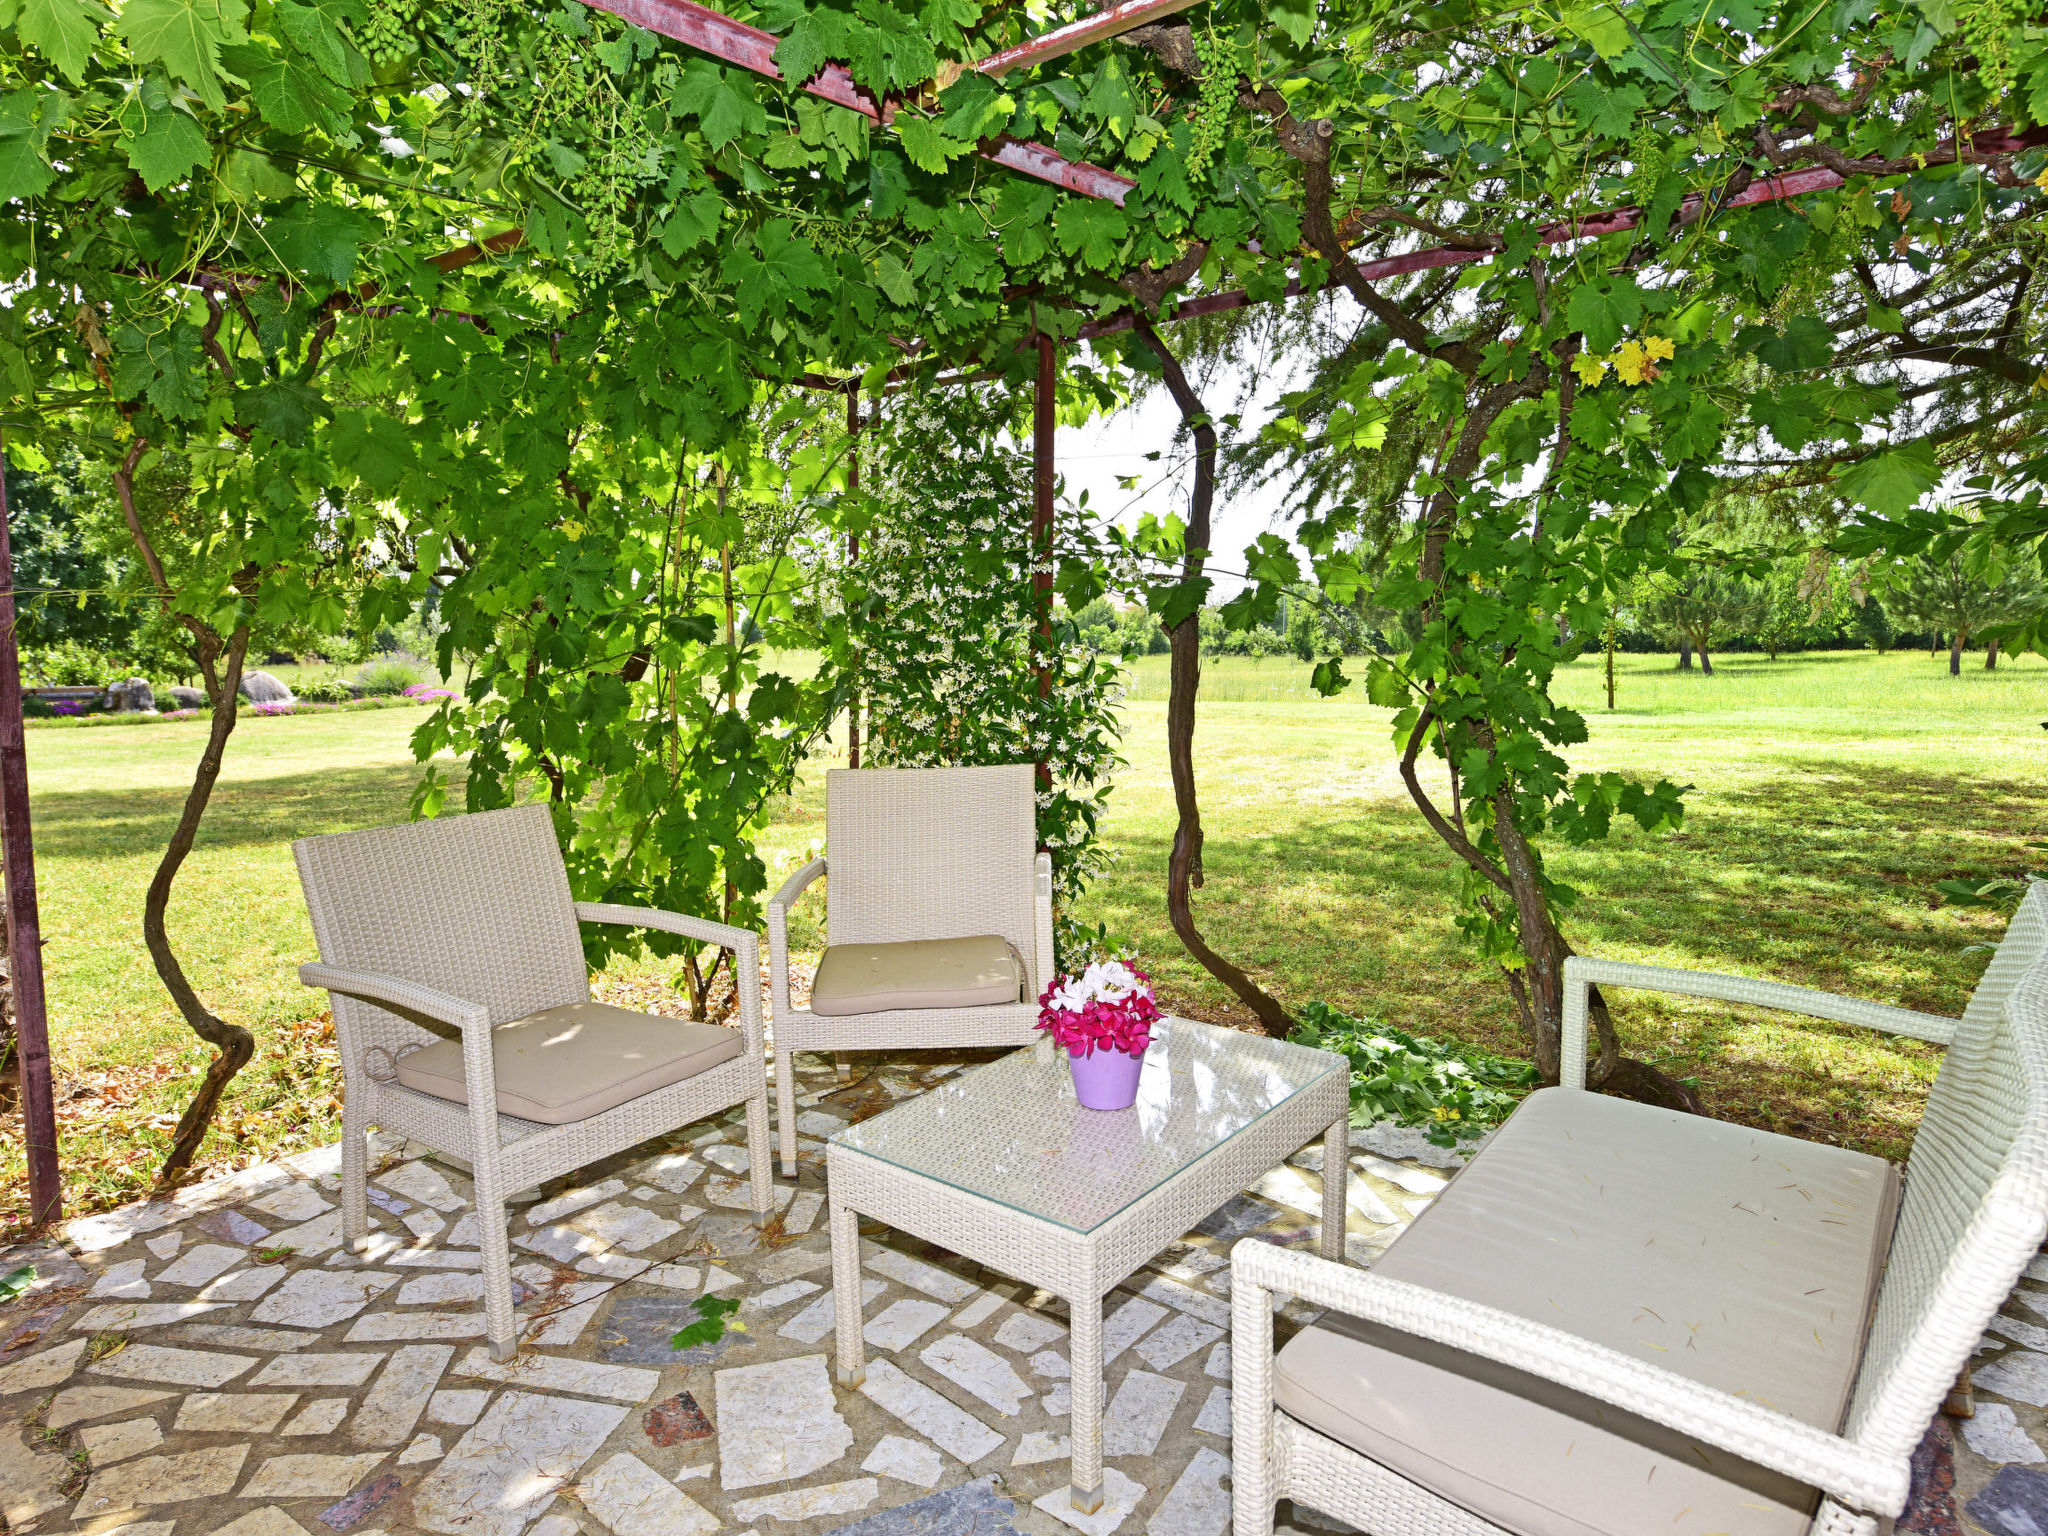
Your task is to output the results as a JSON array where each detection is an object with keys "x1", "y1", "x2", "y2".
[
  {"x1": 242, "y1": 1452, "x2": 393, "y2": 1499},
  {"x1": 732, "y1": 1477, "x2": 878, "y2": 1524},
  {"x1": 743, "y1": 1278, "x2": 822, "y2": 1313},
  {"x1": 1344, "y1": 1180, "x2": 1402, "y2": 1227},
  {"x1": 1193, "y1": 1194, "x2": 1281, "y2": 1243},
  {"x1": 145, "y1": 1233, "x2": 184, "y2": 1261},
  {"x1": 1011, "y1": 1431, "x2": 1070, "y2": 1467},
  {"x1": 45, "y1": 1384, "x2": 175, "y2": 1428},
  {"x1": 284, "y1": 1399, "x2": 351, "y2": 1435},
  {"x1": 1966, "y1": 1402, "x2": 2047, "y2": 1464},
  {"x1": 951, "y1": 1285, "x2": 1010, "y2": 1330},
  {"x1": 527, "y1": 1179, "x2": 630, "y2": 1227},
  {"x1": 1102, "y1": 1297, "x2": 1168, "y2": 1362},
  {"x1": 1194, "y1": 1384, "x2": 1233, "y2": 1437},
  {"x1": 866, "y1": 1248, "x2": 978, "y2": 1303},
  {"x1": 596, "y1": 1296, "x2": 726, "y2": 1366},
  {"x1": 1969, "y1": 1465, "x2": 2048, "y2": 1536},
  {"x1": 72, "y1": 1302, "x2": 230, "y2": 1332},
  {"x1": 353, "y1": 1344, "x2": 453, "y2": 1446},
  {"x1": 398, "y1": 1432, "x2": 443, "y2": 1464},
  {"x1": 780, "y1": 1277, "x2": 887, "y2": 1345},
  {"x1": 1979, "y1": 1350, "x2": 2048, "y2": 1407},
  {"x1": 453, "y1": 1345, "x2": 659, "y2": 1403},
  {"x1": 1102, "y1": 1368, "x2": 1184, "y2": 1457},
  {"x1": 579, "y1": 1450, "x2": 720, "y2": 1536},
  {"x1": 1205, "y1": 1342, "x2": 1230, "y2": 1380},
  {"x1": 0, "y1": 1337, "x2": 86, "y2": 1394},
  {"x1": 698, "y1": 1264, "x2": 744, "y2": 1298},
  {"x1": 376, "y1": 1160, "x2": 466, "y2": 1212},
  {"x1": 642, "y1": 1391, "x2": 714, "y2": 1446},
  {"x1": 174, "y1": 1325, "x2": 316, "y2": 1353},
  {"x1": 1137, "y1": 1275, "x2": 1230, "y2": 1330},
  {"x1": 428, "y1": 1389, "x2": 490, "y2": 1427},
  {"x1": 863, "y1": 1433, "x2": 944, "y2": 1488},
  {"x1": 344, "y1": 1312, "x2": 485, "y2": 1343},
  {"x1": 385, "y1": 1247, "x2": 482, "y2": 1271},
  {"x1": 414, "y1": 1390, "x2": 627, "y2": 1536},
  {"x1": 2, "y1": 1409, "x2": 71, "y2": 1529},
  {"x1": 79, "y1": 1416, "x2": 164, "y2": 1464},
  {"x1": 90, "y1": 1259, "x2": 152, "y2": 1298},
  {"x1": 787, "y1": 1190, "x2": 824, "y2": 1234},
  {"x1": 715, "y1": 1353, "x2": 854, "y2": 1490},
  {"x1": 252, "y1": 1271, "x2": 399, "y2": 1329},
  {"x1": 527, "y1": 1298, "x2": 604, "y2": 1348},
  {"x1": 198, "y1": 1268, "x2": 287, "y2": 1302},
  {"x1": 397, "y1": 1273, "x2": 484, "y2": 1306},
  {"x1": 1147, "y1": 1445, "x2": 1233, "y2": 1536},
  {"x1": 67, "y1": 1203, "x2": 180, "y2": 1254},
  {"x1": 795, "y1": 1111, "x2": 846, "y2": 1137},
  {"x1": 1994, "y1": 1314, "x2": 2048, "y2": 1353},
  {"x1": 921, "y1": 1333, "x2": 1033, "y2": 1416},
  {"x1": 693, "y1": 1212, "x2": 764, "y2": 1259},
  {"x1": 196, "y1": 1210, "x2": 272, "y2": 1246},
  {"x1": 754, "y1": 1244, "x2": 833, "y2": 1283},
  {"x1": 566, "y1": 1202, "x2": 681, "y2": 1253},
  {"x1": 632, "y1": 1153, "x2": 705, "y2": 1194},
  {"x1": 1356, "y1": 1153, "x2": 1449, "y2": 1195},
  {"x1": 1042, "y1": 1383, "x2": 1072, "y2": 1417},
  {"x1": 703, "y1": 1176, "x2": 792, "y2": 1212},
  {"x1": 1350, "y1": 1121, "x2": 1481, "y2": 1170},
  {"x1": 863, "y1": 1299, "x2": 950, "y2": 1351},
  {"x1": 87, "y1": 1344, "x2": 256, "y2": 1388},
  {"x1": 249, "y1": 1183, "x2": 335, "y2": 1223},
  {"x1": 402, "y1": 1209, "x2": 447, "y2": 1242},
  {"x1": 173, "y1": 1392, "x2": 299, "y2": 1433},
  {"x1": 74, "y1": 1443, "x2": 248, "y2": 1512},
  {"x1": 994, "y1": 1312, "x2": 1067, "y2": 1355},
  {"x1": 700, "y1": 1143, "x2": 751, "y2": 1174},
  {"x1": 94, "y1": 1522, "x2": 176, "y2": 1536},
  {"x1": 271, "y1": 1211, "x2": 349, "y2": 1257},
  {"x1": 638, "y1": 1262, "x2": 701, "y2": 1291},
  {"x1": 1033, "y1": 1467, "x2": 1145, "y2": 1536},
  {"x1": 316, "y1": 1470, "x2": 403, "y2": 1532},
  {"x1": 253, "y1": 1353, "x2": 387, "y2": 1387},
  {"x1": 519, "y1": 1225, "x2": 613, "y2": 1266},
  {"x1": 213, "y1": 1507, "x2": 312, "y2": 1536},
  {"x1": 1134, "y1": 1313, "x2": 1223, "y2": 1372},
  {"x1": 820, "y1": 1476, "x2": 1025, "y2": 1536},
  {"x1": 1030, "y1": 1350, "x2": 1071, "y2": 1380},
  {"x1": 155, "y1": 1244, "x2": 246, "y2": 1289},
  {"x1": 858, "y1": 1358, "x2": 1003, "y2": 1466}
]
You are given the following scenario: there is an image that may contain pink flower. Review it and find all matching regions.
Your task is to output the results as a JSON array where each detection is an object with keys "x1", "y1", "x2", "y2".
[{"x1": 1036, "y1": 963, "x2": 1160, "y2": 1057}]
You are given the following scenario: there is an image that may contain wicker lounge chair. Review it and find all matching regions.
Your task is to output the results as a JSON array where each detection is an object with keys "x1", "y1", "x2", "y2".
[
  {"x1": 768, "y1": 763, "x2": 1053, "y2": 1177},
  {"x1": 1228, "y1": 882, "x2": 2048, "y2": 1536},
  {"x1": 294, "y1": 804, "x2": 772, "y2": 1360}
]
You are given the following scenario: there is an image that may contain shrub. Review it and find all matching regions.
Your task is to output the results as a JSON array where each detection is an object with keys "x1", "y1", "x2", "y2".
[
  {"x1": 293, "y1": 678, "x2": 357, "y2": 704},
  {"x1": 354, "y1": 656, "x2": 425, "y2": 695},
  {"x1": 1288, "y1": 1001, "x2": 1538, "y2": 1147}
]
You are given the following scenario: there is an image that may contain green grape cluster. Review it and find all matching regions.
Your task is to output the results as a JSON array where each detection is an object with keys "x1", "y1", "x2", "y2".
[
  {"x1": 1189, "y1": 28, "x2": 1242, "y2": 181},
  {"x1": 355, "y1": 0, "x2": 420, "y2": 66},
  {"x1": 1957, "y1": 0, "x2": 2029, "y2": 94},
  {"x1": 1627, "y1": 122, "x2": 1666, "y2": 203}
]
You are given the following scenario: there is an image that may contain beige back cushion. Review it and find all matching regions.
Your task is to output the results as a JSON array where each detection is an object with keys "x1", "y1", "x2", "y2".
[
  {"x1": 824, "y1": 765, "x2": 1039, "y2": 992},
  {"x1": 294, "y1": 805, "x2": 591, "y2": 1066}
]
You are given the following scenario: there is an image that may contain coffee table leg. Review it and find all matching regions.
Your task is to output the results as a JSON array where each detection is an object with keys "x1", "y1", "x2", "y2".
[
  {"x1": 1321, "y1": 1117, "x2": 1347, "y2": 1263},
  {"x1": 1069, "y1": 1288, "x2": 1104, "y2": 1514},
  {"x1": 829, "y1": 1195, "x2": 866, "y2": 1388}
]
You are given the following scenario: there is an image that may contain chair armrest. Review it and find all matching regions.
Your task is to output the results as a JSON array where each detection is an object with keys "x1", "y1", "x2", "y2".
[
  {"x1": 767, "y1": 859, "x2": 827, "y2": 1022},
  {"x1": 298, "y1": 963, "x2": 490, "y2": 1033},
  {"x1": 1229, "y1": 1239, "x2": 1905, "y2": 1517},
  {"x1": 1033, "y1": 851, "x2": 1054, "y2": 999},
  {"x1": 574, "y1": 903, "x2": 764, "y2": 1060},
  {"x1": 1561, "y1": 955, "x2": 1954, "y2": 1091}
]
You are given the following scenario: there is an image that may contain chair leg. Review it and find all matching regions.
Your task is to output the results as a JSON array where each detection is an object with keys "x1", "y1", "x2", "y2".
[
  {"x1": 475, "y1": 1183, "x2": 518, "y2": 1362},
  {"x1": 745, "y1": 1086, "x2": 773, "y2": 1225},
  {"x1": 834, "y1": 1052, "x2": 852, "y2": 1082},
  {"x1": 340, "y1": 1094, "x2": 371, "y2": 1254},
  {"x1": 776, "y1": 1035, "x2": 800, "y2": 1180}
]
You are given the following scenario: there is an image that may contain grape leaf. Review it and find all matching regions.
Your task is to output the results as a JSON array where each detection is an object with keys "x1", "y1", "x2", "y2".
[
  {"x1": 894, "y1": 113, "x2": 968, "y2": 174},
  {"x1": 0, "y1": 87, "x2": 69, "y2": 203},
  {"x1": 671, "y1": 1294, "x2": 741, "y2": 1351},
  {"x1": 1564, "y1": 275, "x2": 1644, "y2": 352},
  {"x1": 1736, "y1": 314, "x2": 1835, "y2": 372},
  {"x1": 16, "y1": 0, "x2": 106, "y2": 82},
  {"x1": 122, "y1": 108, "x2": 211, "y2": 192},
  {"x1": 1054, "y1": 199, "x2": 1126, "y2": 269},
  {"x1": 1835, "y1": 441, "x2": 1941, "y2": 517},
  {"x1": 118, "y1": 0, "x2": 248, "y2": 111},
  {"x1": 275, "y1": 0, "x2": 367, "y2": 85},
  {"x1": 265, "y1": 198, "x2": 373, "y2": 285}
]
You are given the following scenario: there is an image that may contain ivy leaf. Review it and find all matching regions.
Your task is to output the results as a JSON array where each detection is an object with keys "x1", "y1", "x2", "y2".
[
  {"x1": 1054, "y1": 199, "x2": 1126, "y2": 269},
  {"x1": 1737, "y1": 314, "x2": 1835, "y2": 371},
  {"x1": 14, "y1": 0, "x2": 107, "y2": 82},
  {"x1": 117, "y1": 0, "x2": 248, "y2": 111},
  {"x1": 894, "y1": 113, "x2": 969, "y2": 174},
  {"x1": 121, "y1": 108, "x2": 211, "y2": 191},
  {"x1": 1835, "y1": 441, "x2": 1941, "y2": 517},
  {"x1": 1564, "y1": 275, "x2": 1644, "y2": 352}
]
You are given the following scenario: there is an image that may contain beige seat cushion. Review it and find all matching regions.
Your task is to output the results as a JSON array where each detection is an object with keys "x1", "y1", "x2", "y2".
[
  {"x1": 394, "y1": 1001, "x2": 744, "y2": 1124},
  {"x1": 810, "y1": 935, "x2": 1022, "y2": 1016},
  {"x1": 1275, "y1": 1088, "x2": 1901, "y2": 1536}
]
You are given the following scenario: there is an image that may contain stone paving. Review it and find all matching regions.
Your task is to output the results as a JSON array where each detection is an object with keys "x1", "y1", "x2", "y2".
[{"x1": 0, "y1": 1047, "x2": 1463, "y2": 1536}]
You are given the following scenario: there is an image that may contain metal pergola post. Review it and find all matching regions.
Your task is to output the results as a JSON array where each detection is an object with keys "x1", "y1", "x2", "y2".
[
  {"x1": 1033, "y1": 332, "x2": 1055, "y2": 787},
  {"x1": 0, "y1": 448, "x2": 59, "y2": 1227},
  {"x1": 846, "y1": 383, "x2": 863, "y2": 769}
]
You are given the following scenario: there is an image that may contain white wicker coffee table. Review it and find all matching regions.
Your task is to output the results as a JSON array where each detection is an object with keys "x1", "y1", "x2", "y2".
[{"x1": 824, "y1": 1015, "x2": 1350, "y2": 1516}]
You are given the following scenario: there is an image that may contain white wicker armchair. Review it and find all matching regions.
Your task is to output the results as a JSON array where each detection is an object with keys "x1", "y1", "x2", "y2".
[
  {"x1": 1229, "y1": 884, "x2": 2048, "y2": 1536},
  {"x1": 294, "y1": 804, "x2": 772, "y2": 1361},
  {"x1": 768, "y1": 764, "x2": 1054, "y2": 1177}
]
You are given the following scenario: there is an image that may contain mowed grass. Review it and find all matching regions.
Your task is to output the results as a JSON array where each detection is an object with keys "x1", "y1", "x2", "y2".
[{"x1": 2, "y1": 648, "x2": 2041, "y2": 1226}]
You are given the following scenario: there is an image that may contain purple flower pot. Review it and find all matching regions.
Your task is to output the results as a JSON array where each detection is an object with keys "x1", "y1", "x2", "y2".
[{"x1": 1068, "y1": 1044, "x2": 1144, "y2": 1111}]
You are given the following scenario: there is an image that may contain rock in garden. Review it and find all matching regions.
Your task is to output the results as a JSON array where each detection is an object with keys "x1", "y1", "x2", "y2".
[
  {"x1": 103, "y1": 676, "x2": 156, "y2": 712},
  {"x1": 239, "y1": 670, "x2": 296, "y2": 705},
  {"x1": 168, "y1": 685, "x2": 207, "y2": 710}
]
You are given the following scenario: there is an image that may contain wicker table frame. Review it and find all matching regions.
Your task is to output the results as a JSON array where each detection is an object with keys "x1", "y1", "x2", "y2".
[{"x1": 825, "y1": 1030, "x2": 1349, "y2": 1516}]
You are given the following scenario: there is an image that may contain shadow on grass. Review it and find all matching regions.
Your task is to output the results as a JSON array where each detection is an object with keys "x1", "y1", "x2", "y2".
[{"x1": 28, "y1": 761, "x2": 453, "y2": 861}]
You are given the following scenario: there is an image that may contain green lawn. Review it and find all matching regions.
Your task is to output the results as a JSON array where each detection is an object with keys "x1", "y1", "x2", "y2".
[{"x1": 2, "y1": 648, "x2": 2041, "y2": 1226}]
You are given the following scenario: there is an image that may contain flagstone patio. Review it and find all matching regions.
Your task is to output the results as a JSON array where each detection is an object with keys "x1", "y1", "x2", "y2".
[{"x1": 5, "y1": 1045, "x2": 2046, "y2": 1536}]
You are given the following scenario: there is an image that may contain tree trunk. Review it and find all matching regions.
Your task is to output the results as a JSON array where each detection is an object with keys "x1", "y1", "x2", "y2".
[
  {"x1": 1677, "y1": 641, "x2": 1693, "y2": 671},
  {"x1": 1698, "y1": 641, "x2": 1714, "y2": 676},
  {"x1": 1986, "y1": 639, "x2": 2001, "y2": 671},
  {"x1": 1136, "y1": 320, "x2": 1295, "y2": 1038},
  {"x1": 150, "y1": 625, "x2": 257, "y2": 1192},
  {"x1": 1950, "y1": 630, "x2": 1966, "y2": 675}
]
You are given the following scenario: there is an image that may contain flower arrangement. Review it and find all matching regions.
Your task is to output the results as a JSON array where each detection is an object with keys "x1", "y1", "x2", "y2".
[{"x1": 1037, "y1": 959, "x2": 1161, "y2": 1059}]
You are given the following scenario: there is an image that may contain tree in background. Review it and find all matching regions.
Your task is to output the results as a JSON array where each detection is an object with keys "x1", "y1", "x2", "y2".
[
  {"x1": 1633, "y1": 566, "x2": 1764, "y2": 675},
  {"x1": 1884, "y1": 551, "x2": 2044, "y2": 672}
]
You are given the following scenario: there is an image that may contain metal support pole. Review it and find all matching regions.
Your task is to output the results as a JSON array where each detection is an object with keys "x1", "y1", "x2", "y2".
[
  {"x1": 1033, "y1": 334, "x2": 1055, "y2": 787},
  {"x1": 846, "y1": 385, "x2": 862, "y2": 770},
  {"x1": 0, "y1": 448, "x2": 60, "y2": 1228}
]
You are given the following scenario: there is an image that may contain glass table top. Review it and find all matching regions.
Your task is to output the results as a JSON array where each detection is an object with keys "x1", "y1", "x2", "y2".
[{"x1": 830, "y1": 1016, "x2": 1346, "y2": 1234}]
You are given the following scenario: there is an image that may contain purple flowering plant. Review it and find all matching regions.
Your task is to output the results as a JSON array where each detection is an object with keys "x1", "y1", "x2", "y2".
[{"x1": 1036, "y1": 959, "x2": 1161, "y2": 1058}]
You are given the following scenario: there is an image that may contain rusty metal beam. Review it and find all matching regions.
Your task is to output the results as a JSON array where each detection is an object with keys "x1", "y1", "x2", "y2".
[{"x1": 975, "y1": 0, "x2": 1201, "y2": 79}]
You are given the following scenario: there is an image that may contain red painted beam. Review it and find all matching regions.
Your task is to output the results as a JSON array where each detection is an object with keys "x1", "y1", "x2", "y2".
[{"x1": 976, "y1": 0, "x2": 1201, "y2": 79}]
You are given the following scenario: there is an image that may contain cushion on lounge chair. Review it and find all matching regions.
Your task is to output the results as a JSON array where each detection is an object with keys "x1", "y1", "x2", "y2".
[
  {"x1": 393, "y1": 1000, "x2": 744, "y2": 1124},
  {"x1": 1274, "y1": 1088, "x2": 1901, "y2": 1536},
  {"x1": 809, "y1": 934, "x2": 1023, "y2": 1016}
]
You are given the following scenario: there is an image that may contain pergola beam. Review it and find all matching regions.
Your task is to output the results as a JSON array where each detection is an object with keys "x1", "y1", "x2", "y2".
[{"x1": 975, "y1": 0, "x2": 1201, "y2": 79}]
